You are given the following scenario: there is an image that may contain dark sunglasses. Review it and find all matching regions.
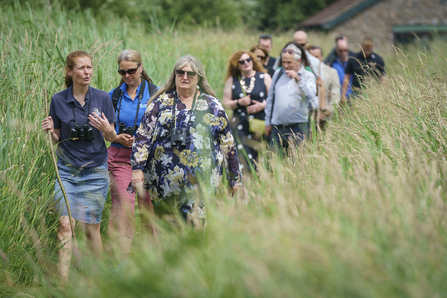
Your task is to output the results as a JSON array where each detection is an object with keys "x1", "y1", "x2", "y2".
[
  {"x1": 238, "y1": 57, "x2": 252, "y2": 65},
  {"x1": 175, "y1": 69, "x2": 197, "y2": 78},
  {"x1": 337, "y1": 49, "x2": 349, "y2": 52},
  {"x1": 257, "y1": 55, "x2": 266, "y2": 60},
  {"x1": 117, "y1": 64, "x2": 141, "y2": 76}
]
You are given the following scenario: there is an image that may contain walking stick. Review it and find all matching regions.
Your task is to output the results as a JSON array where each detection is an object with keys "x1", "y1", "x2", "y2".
[
  {"x1": 316, "y1": 61, "x2": 322, "y2": 133},
  {"x1": 44, "y1": 89, "x2": 76, "y2": 239}
]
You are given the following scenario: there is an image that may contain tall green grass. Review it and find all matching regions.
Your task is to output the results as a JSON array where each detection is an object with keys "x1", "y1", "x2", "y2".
[{"x1": 2, "y1": 1, "x2": 447, "y2": 297}]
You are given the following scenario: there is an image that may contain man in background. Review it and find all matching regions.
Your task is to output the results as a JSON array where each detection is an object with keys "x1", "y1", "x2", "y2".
[
  {"x1": 332, "y1": 39, "x2": 353, "y2": 98},
  {"x1": 308, "y1": 46, "x2": 340, "y2": 125},
  {"x1": 292, "y1": 30, "x2": 322, "y2": 80},
  {"x1": 258, "y1": 34, "x2": 276, "y2": 76},
  {"x1": 342, "y1": 37, "x2": 385, "y2": 103},
  {"x1": 272, "y1": 30, "x2": 323, "y2": 80},
  {"x1": 265, "y1": 44, "x2": 316, "y2": 152},
  {"x1": 323, "y1": 35, "x2": 355, "y2": 66}
]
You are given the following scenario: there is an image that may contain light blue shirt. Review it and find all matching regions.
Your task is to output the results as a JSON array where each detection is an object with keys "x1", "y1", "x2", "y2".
[
  {"x1": 108, "y1": 80, "x2": 157, "y2": 148},
  {"x1": 332, "y1": 58, "x2": 353, "y2": 97},
  {"x1": 265, "y1": 66, "x2": 316, "y2": 126}
]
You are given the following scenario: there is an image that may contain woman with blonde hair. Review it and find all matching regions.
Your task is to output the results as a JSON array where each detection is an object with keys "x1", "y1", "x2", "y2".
[
  {"x1": 107, "y1": 49, "x2": 158, "y2": 264},
  {"x1": 130, "y1": 54, "x2": 241, "y2": 219},
  {"x1": 222, "y1": 50, "x2": 272, "y2": 172}
]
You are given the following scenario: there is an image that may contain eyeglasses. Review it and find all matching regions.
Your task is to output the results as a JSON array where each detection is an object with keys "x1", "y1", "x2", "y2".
[
  {"x1": 238, "y1": 57, "x2": 252, "y2": 65},
  {"x1": 257, "y1": 55, "x2": 266, "y2": 60},
  {"x1": 337, "y1": 49, "x2": 349, "y2": 52},
  {"x1": 175, "y1": 69, "x2": 197, "y2": 78},
  {"x1": 117, "y1": 64, "x2": 141, "y2": 76}
]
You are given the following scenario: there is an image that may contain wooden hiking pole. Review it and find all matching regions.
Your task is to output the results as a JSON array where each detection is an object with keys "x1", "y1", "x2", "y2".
[
  {"x1": 316, "y1": 61, "x2": 322, "y2": 133},
  {"x1": 44, "y1": 89, "x2": 76, "y2": 239}
]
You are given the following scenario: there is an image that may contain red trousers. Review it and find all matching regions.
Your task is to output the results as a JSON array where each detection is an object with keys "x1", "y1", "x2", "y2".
[{"x1": 107, "y1": 146, "x2": 152, "y2": 238}]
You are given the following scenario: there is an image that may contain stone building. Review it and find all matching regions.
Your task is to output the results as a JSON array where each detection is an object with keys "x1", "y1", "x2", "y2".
[{"x1": 299, "y1": 0, "x2": 447, "y2": 49}]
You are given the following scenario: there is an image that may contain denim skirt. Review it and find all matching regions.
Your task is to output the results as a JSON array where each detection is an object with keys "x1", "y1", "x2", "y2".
[{"x1": 54, "y1": 161, "x2": 109, "y2": 224}]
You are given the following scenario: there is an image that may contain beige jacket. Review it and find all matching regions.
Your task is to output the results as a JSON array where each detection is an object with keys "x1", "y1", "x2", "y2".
[{"x1": 319, "y1": 63, "x2": 341, "y2": 114}]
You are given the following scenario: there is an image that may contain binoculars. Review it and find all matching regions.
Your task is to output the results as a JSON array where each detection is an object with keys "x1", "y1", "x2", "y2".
[
  {"x1": 170, "y1": 127, "x2": 189, "y2": 148},
  {"x1": 70, "y1": 123, "x2": 94, "y2": 141},
  {"x1": 118, "y1": 123, "x2": 137, "y2": 135}
]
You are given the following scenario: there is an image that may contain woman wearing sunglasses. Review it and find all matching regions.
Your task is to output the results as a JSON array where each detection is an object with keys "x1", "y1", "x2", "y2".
[
  {"x1": 107, "y1": 50, "x2": 158, "y2": 264},
  {"x1": 250, "y1": 44, "x2": 275, "y2": 77},
  {"x1": 130, "y1": 54, "x2": 241, "y2": 220},
  {"x1": 222, "y1": 50, "x2": 272, "y2": 172},
  {"x1": 41, "y1": 51, "x2": 116, "y2": 282}
]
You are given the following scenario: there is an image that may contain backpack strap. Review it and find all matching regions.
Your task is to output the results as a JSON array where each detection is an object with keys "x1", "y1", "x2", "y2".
[
  {"x1": 147, "y1": 81, "x2": 158, "y2": 98},
  {"x1": 112, "y1": 86, "x2": 123, "y2": 111},
  {"x1": 269, "y1": 68, "x2": 285, "y2": 123}
]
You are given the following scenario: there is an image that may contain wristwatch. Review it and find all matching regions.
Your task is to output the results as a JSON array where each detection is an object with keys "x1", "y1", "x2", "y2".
[{"x1": 236, "y1": 99, "x2": 241, "y2": 108}]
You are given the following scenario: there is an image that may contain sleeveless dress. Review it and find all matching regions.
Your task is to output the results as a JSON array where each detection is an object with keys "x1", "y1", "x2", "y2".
[{"x1": 230, "y1": 71, "x2": 267, "y2": 171}]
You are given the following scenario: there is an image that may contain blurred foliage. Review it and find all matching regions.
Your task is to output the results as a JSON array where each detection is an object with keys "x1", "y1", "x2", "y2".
[
  {"x1": 2, "y1": 0, "x2": 338, "y2": 30},
  {"x1": 255, "y1": 0, "x2": 339, "y2": 30}
]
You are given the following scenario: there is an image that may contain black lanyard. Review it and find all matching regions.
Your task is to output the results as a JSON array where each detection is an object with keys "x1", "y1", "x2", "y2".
[
  {"x1": 117, "y1": 79, "x2": 146, "y2": 129},
  {"x1": 71, "y1": 87, "x2": 92, "y2": 123},
  {"x1": 172, "y1": 89, "x2": 198, "y2": 129}
]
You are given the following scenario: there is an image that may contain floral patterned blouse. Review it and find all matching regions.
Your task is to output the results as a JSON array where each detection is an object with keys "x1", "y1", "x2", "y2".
[{"x1": 130, "y1": 89, "x2": 241, "y2": 207}]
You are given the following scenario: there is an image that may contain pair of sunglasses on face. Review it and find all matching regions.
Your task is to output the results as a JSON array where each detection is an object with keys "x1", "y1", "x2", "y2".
[
  {"x1": 175, "y1": 69, "x2": 197, "y2": 79},
  {"x1": 117, "y1": 64, "x2": 141, "y2": 76},
  {"x1": 238, "y1": 57, "x2": 252, "y2": 65}
]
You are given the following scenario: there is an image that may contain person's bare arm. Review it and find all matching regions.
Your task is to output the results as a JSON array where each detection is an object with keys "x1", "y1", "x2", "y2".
[
  {"x1": 222, "y1": 77, "x2": 237, "y2": 110},
  {"x1": 264, "y1": 73, "x2": 272, "y2": 95},
  {"x1": 317, "y1": 77, "x2": 326, "y2": 110},
  {"x1": 341, "y1": 74, "x2": 352, "y2": 105}
]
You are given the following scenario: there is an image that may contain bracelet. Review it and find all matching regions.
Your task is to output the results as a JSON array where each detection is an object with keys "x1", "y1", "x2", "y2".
[
  {"x1": 319, "y1": 108, "x2": 327, "y2": 112},
  {"x1": 236, "y1": 99, "x2": 241, "y2": 108}
]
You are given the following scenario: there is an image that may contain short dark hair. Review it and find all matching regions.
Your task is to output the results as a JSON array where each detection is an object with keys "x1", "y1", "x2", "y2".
[
  {"x1": 259, "y1": 34, "x2": 272, "y2": 44},
  {"x1": 334, "y1": 35, "x2": 346, "y2": 43},
  {"x1": 259, "y1": 34, "x2": 272, "y2": 40},
  {"x1": 308, "y1": 45, "x2": 323, "y2": 56}
]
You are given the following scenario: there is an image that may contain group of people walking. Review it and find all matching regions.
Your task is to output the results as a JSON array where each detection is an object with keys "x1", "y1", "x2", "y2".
[
  {"x1": 226, "y1": 31, "x2": 386, "y2": 167},
  {"x1": 41, "y1": 29, "x2": 385, "y2": 282},
  {"x1": 42, "y1": 50, "x2": 241, "y2": 281}
]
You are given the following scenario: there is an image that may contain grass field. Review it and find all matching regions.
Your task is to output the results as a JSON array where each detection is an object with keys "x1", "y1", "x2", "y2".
[{"x1": 1, "y1": 1, "x2": 447, "y2": 297}]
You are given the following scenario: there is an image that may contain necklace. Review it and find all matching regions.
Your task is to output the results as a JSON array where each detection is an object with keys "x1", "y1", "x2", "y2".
[{"x1": 240, "y1": 75, "x2": 256, "y2": 93}]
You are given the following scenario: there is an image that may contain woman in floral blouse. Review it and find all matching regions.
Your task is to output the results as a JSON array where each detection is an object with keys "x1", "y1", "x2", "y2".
[{"x1": 130, "y1": 54, "x2": 241, "y2": 219}]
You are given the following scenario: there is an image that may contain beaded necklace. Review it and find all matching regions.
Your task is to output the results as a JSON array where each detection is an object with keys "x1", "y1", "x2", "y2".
[{"x1": 239, "y1": 75, "x2": 256, "y2": 93}]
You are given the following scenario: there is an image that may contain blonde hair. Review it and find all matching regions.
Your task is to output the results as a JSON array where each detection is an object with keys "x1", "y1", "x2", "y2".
[
  {"x1": 116, "y1": 49, "x2": 153, "y2": 86},
  {"x1": 149, "y1": 54, "x2": 216, "y2": 104}
]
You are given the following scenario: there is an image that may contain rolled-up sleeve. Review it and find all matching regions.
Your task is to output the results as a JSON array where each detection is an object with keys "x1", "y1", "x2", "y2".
[
  {"x1": 131, "y1": 100, "x2": 159, "y2": 171},
  {"x1": 298, "y1": 71, "x2": 317, "y2": 103}
]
